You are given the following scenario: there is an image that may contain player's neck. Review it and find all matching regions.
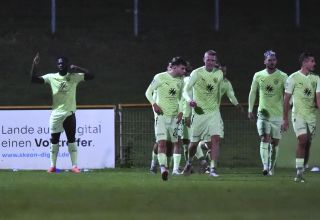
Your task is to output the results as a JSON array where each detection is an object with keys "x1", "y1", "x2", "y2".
[
  {"x1": 168, "y1": 71, "x2": 178, "y2": 78},
  {"x1": 300, "y1": 68, "x2": 310, "y2": 75},
  {"x1": 205, "y1": 67, "x2": 215, "y2": 72},
  {"x1": 59, "y1": 70, "x2": 68, "y2": 76},
  {"x1": 266, "y1": 68, "x2": 276, "y2": 74}
]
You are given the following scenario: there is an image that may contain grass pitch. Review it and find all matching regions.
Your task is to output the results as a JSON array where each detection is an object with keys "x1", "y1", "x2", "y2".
[{"x1": 0, "y1": 168, "x2": 319, "y2": 220}]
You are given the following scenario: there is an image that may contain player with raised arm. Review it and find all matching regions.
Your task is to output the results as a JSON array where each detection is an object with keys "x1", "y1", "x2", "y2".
[
  {"x1": 30, "y1": 52, "x2": 94, "y2": 173},
  {"x1": 182, "y1": 50, "x2": 224, "y2": 177},
  {"x1": 248, "y1": 50, "x2": 288, "y2": 176},
  {"x1": 283, "y1": 52, "x2": 320, "y2": 182},
  {"x1": 145, "y1": 57, "x2": 187, "y2": 181}
]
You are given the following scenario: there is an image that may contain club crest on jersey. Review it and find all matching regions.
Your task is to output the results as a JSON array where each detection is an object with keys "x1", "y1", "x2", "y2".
[
  {"x1": 206, "y1": 84, "x2": 214, "y2": 92},
  {"x1": 273, "y1": 79, "x2": 279, "y2": 85},
  {"x1": 266, "y1": 85, "x2": 274, "y2": 93},
  {"x1": 169, "y1": 88, "x2": 177, "y2": 96},
  {"x1": 58, "y1": 82, "x2": 68, "y2": 92},
  {"x1": 304, "y1": 88, "x2": 312, "y2": 97}
]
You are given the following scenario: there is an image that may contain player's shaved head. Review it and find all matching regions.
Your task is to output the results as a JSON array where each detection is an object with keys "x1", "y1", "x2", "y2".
[
  {"x1": 204, "y1": 50, "x2": 217, "y2": 57},
  {"x1": 57, "y1": 56, "x2": 69, "y2": 64}
]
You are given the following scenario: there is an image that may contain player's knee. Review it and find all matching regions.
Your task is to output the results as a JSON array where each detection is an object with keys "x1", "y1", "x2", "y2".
[
  {"x1": 271, "y1": 139, "x2": 279, "y2": 147},
  {"x1": 67, "y1": 137, "x2": 76, "y2": 143},
  {"x1": 50, "y1": 138, "x2": 59, "y2": 144},
  {"x1": 50, "y1": 144, "x2": 59, "y2": 153},
  {"x1": 298, "y1": 135, "x2": 308, "y2": 146},
  {"x1": 261, "y1": 135, "x2": 270, "y2": 143},
  {"x1": 68, "y1": 143, "x2": 77, "y2": 152}
]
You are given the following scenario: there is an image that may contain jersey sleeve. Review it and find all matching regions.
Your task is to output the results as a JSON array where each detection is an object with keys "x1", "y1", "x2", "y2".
[
  {"x1": 226, "y1": 81, "x2": 239, "y2": 106},
  {"x1": 285, "y1": 76, "x2": 294, "y2": 94},
  {"x1": 248, "y1": 74, "x2": 258, "y2": 112},
  {"x1": 41, "y1": 74, "x2": 52, "y2": 84},
  {"x1": 183, "y1": 70, "x2": 197, "y2": 103},
  {"x1": 145, "y1": 75, "x2": 160, "y2": 105},
  {"x1": 316, "y1": 76, "x2": 320, "y2": 93},
  {"x1": 73, "y1": 73, "x2": 85, "y2": 83}
]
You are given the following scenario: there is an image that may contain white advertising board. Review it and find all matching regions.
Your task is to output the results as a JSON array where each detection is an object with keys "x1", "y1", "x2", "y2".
[{"x1": 0, "y1": 109, "x2": 115, "y2": 170}]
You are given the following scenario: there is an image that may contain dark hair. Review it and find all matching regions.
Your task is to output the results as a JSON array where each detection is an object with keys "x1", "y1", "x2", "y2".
[
  {"x1": 186, "y1": 61, "x2": 193, "y2": 73},
  {"x1": 170, "y1": 56, "x2": 188, "y2": 67},
  {"x1": 56, "y1": 56, "x2": 69, "y2": 63},
  {"x1": 219, "y1": 62, "x2": 226, "y2": 68},
  {"x1": 299, "y1": 52, "x2": 314, "y2": 67}
]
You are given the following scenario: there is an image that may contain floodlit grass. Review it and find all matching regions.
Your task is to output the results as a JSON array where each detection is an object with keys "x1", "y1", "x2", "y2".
[{"x1": 1, "y1": 168, "x2": 320, "y2": 220}]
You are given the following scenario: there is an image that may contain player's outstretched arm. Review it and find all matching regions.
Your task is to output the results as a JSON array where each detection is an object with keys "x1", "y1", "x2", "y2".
[
  {"x1": 30, "y1": 52, "x2": 45, "y2": 84},
  {"x1": 70, "y1": 65, "x2": 94, "y2": 80}
]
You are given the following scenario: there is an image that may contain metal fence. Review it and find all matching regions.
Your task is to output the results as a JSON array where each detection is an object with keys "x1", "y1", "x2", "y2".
[{"x1": 117, "y1": 103, "x2": 261, "y2": 168}]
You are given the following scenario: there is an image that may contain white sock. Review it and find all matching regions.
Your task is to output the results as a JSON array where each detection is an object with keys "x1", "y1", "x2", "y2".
[
  {"x1": 260, "y1": 142, "x2": 269, "y2": 170},
  {"x1": 195, "y1": 142, "x2": 205, "y2": 159},
  {"x1": 50, "y1": 144, "x2": 59, "y2": 167},
  {"x1": 173, "y1": 154, "x2": 181, "y2": 171},
  {"x1": 151, "y1": 151, "x2": 158, "y2": 166}
]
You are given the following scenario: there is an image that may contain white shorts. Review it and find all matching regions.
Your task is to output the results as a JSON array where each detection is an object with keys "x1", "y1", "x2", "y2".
[
  {"x1": 292, "y1": 117, "x2": 316, "y2": 137},
  {"x1": 256, "y1": 115, "x2": 283, "y2": 139},
  {"x1": 190, "y1": 110, "x2": 224, "y2": 143},
  {"x1": 49, "y1": 111, "x2": 73, "y2": 134},
  {"x1": 154, "y1": 115, "x2": 179, "y2": 142}
]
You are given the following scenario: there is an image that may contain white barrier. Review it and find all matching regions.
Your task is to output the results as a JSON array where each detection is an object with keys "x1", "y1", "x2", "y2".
[{"x1": 0, "y1": 109, "x2": 115, "y2": 170}]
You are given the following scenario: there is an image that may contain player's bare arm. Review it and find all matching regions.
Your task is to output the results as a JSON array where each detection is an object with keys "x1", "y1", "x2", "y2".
[
  {"x1": 283, "y1": 92, "x2": 291, "y2": 132},
  {"x1": 316, "y1": 92, "x2": 320, "y2": 109},
  {"x1": 152, "y1": 103, "x2": 163, "y2": 115},
  {"x1": 176, "y1": 112, "x2": 183, "y2": 123},
  {"x1": 30, "y1": 52, "x2": 45, "y2": 84},
  {"x1": 70, "y1": 64, "x2": 94, "y2": 80}
]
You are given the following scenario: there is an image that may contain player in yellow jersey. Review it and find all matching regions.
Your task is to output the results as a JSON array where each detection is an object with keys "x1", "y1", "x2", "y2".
[
  {"x1": 145, "y1": 57, "x2": 187, "y2": 181},
  {"x1": 182, "y1": 50, "x2": 224, "y2": 177},
  {"x1": 248, "y1": 50, "x2": 288, "y2": 176},
  {"x1": 199, "y1": 63, "x2": 243, "y2": 170},
  {"x1": 30, "y1": 53, "x2": 94, "y2": 173},
  {"x1": 219, "y1": 63, "x2": 243, "y2": 111},
  {"x1": 283, "y1": 52, "x2": 320, "y2": 182}
]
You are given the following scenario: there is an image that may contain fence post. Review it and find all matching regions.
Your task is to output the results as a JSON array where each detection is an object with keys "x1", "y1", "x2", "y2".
[
  {"x1": 118, "y1": 106, "x2": 125, "y2": 165},
  {"x1": 51, "y1": 0, "x2": 56, "y2": 34},
  {"x1": 213, "y1": 0, "x2": 220, "y2": 32},
  {"x1": 133, "y1": 0, "x2": 139, "y2": 37},
  {"x1": 295, "y1": 0, "x2": 300, "y2": 28}
]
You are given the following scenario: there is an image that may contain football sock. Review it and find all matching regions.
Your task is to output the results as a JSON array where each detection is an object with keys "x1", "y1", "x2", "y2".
[
  {"x1": 158, "y1": 153, "x2": 168, "y2": 168},
  {"x1": 50, "y1": 144, "x2": 59, "y2": 167},
  {"x1": 195, "y1": 142, "x2": 205, "y2": 159},
  {"x1": 151, "y1": 151, "x2": 158, "y2": 167},
  {"x1": 173, "y1": 154, "x2": 181, "y2": 171},
  {"x1": 269, "y1": 145, "x2": 279, "y2": 171},
  {"x1": 260, "y1": 142, "x2": 269, "y2": 170},
  {"x1": 68, "y1": 142, "x2": 78, "y2": 167},
  {"x1": 296, "y1": 158, "x2": 304, "y2": 175}
]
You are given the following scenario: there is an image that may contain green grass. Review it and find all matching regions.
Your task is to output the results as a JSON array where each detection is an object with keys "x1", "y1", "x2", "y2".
[{"x1": 1, "y1": 168, "x2": 320, "y2": 220}]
